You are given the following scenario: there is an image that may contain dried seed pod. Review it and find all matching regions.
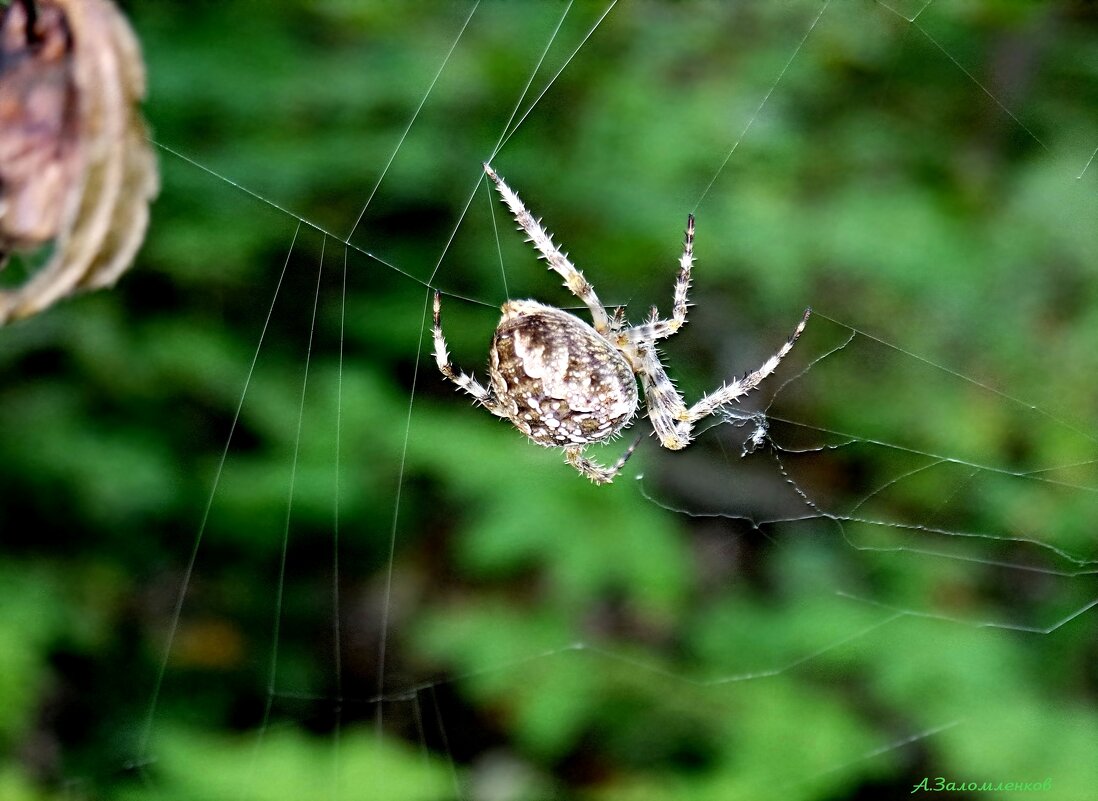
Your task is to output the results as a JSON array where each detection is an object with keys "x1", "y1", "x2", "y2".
[{"x1": 0, "y1": 0, "x2": 158, "y2": 324}]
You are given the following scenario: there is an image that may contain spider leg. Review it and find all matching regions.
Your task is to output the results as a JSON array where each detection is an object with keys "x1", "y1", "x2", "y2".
[
  {"x1": 637, "y1": 308, "x2": 811, "y2": 450},
  {"x1": 432, "y1": 291, "x2": 507, "y2": 417},
  {"x1": 564, "y1": 437, "x2": 641, "y2": 485},
  {"x1": 609, "y1": 305, "x2": 628, "y2": 333},
  {"x1": 682, "y1": 307, "x2": 812, "y2": 424},
  {"x1": 625, "y1": 214, "x2": 695, "y2": 345},
  {"x1": 484, "y1": 163, "x2": 612, "y2": 335},
  {"x1": 636, "y1": 347, "x2": 691, "y2": 450}
]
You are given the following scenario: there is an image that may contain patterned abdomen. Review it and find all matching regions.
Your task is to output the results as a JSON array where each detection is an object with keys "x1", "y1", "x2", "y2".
[{"x1": 489, "y1": 301, "x2": 638, "y2": 447}]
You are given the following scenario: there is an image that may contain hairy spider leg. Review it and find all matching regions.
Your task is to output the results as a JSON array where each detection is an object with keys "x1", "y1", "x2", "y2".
[
  {"x1": 635, "y1": 346, "x2": 691, "y2": 450},
  {"x1": 639, "y1": 308, "x2": 811, "y2": 450},
  {"x1": 565, "y1": 435, "x2": 642, "y2": 485},
  {"x1": 484, "y1": 163, "x2": 612, "y2": 335},
  {"x1": 685, "y1": 307, "x2": 811, "y2": 422},
  {"x1": 624, "y1": 214, "x2": 695, "y2": 345},
  {"x1": 432, "y1": 291, "x2": 507, "y2": 416}
]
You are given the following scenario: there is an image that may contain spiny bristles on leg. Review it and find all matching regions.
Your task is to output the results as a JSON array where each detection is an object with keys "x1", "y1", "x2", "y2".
[
  {"x1": 482, "y1": 162, "x2": 612, "y2": 334},
  {"x1": 679, "y1": 216, "x2": 695, "y2": 274},
  {"x1": 564, "y1": 436, "x2": 641, "y2": 484},
  {"x1": 484, "y1": 162, "x2": 519, "y2": 212},
  {"x1": 432, "y1": 290, "x2": 505, "y2": 417},
  {"x1": 674, "y1": 214, "x2": 695, "y2": 312},
  {"x1": 785, "y1": 307, "x2": 812, "y2": 349},
  {"x1": 431, "y1": 291, "x2": 453, "y2": 378},
  {"x1": 680, "y1": 306, "x2": 813, "y2": 425},
  {"x1": 611, "y1": 306, "x2": 627, "y2": 330}
]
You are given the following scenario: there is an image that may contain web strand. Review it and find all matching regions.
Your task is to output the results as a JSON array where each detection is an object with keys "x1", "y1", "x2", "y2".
[
  {"x1": 344, "y1": 1, "x2": 481, "y2": 242},
  {"x1": 330, "y1": 245, "x2": 348, "y2": 800},
  {"x1": 692, "y1": 0, "x2": 833, "y2": 212},
  {"x1": 135, "y1": 221, "x2": 301, "y2": 768},
  {"x1": 251, "y1": 235, "x2": 328, "y2": 773}
]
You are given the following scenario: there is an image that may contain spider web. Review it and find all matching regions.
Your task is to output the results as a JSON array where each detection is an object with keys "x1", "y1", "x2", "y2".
[{"x1": 6, "y1": 1, "x2": 1098, "y2": 798}]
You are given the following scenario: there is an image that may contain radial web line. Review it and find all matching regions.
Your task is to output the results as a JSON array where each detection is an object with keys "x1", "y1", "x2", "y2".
[
  {"x1": 831, "y1": 535, "x2": 1098, "y2": 577},
  {"x1": 410, "y1": 693, "x2": 429, "y2": 766},
  {"x1": 791, "y1": 718, "x2": 963, "y2": 789},
  {"x1": 693, "y1": 0, "x2": 832, "y2": 212},
  {"x1": 813, "y1": 311, "x2": 1098, "y2": 446},
  {"x1": 825, "y1": 480, "x2": 1093, "y2": 569},
  {"x1": 1078, "y1": 144, "x2": 1098, "y2": 180},
  {"x1": 486, "y1": 176, "x2": 509, "y2": 297},
  {"x1": 331, "y1": 246, "x2": 348, "y2": 799},
  {"x1": 134, "y1": 222, "x2": 301, "y2": 770},
  {"x1": 763, "y1": 410, "x2": 1098, "y2": 496},
  {"x1": 486, "y1": 0, "x2": 575, "y2": 166},
  {"x1": 874, "y1": 0, "x2": 934, "y2": 24},
  {"x1": 345, "y1": 1, "x2": 481, "y2": 242},
  {"x1": 866, "y1": 6, "x2": 1050, "y2": 152},
  {"x1": 848, "y1": 458, "x2": 950, "y2": 515},
  {"x1": 494, "y1": 0, "x2": 619, "y2": 157},
  {"x1": 250, "y1": 235, "x2": 328, "y2": 776},
  {"x1": 819, "y1": 514, "x2": 1098, "y2": 576},
  {"x1": 150, "y1": 140, "x2": 497, "y2": 311},
  {"x1": 838, "y1": 591, "x2": 1098, "y2": 634},
  {"x1": 432, "y1": 686, "x2": 465, "y2": 800}
]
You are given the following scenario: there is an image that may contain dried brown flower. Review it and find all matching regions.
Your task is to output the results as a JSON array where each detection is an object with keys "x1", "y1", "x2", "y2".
[{"x1": 0, "y1": 0, "x2": 158, "y2": 324}]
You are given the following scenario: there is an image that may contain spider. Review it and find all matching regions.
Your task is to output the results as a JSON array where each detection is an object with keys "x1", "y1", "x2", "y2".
[{"x1": 431, "y1": 163, "x2": 810, "y2": 484}]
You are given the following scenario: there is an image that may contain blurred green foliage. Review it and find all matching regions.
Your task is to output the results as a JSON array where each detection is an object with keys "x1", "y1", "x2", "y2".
[{"x1": 2, "y1": 1, "x2": 1098, "y2": 799}]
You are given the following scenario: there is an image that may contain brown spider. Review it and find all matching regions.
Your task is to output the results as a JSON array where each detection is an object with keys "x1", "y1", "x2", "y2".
[{"x1": 432, "y1": 164, "x2": 810, "y2": 484}]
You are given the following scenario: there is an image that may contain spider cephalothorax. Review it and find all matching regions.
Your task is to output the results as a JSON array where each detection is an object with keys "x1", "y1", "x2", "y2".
[{"x1": 432, "y1": 163, "x2": 810, "y2": 484}]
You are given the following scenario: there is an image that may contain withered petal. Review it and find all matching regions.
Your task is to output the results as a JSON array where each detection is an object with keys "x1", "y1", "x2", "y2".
[{"x1": 0, "y1": 0, "x2": 158, "y2": 324}]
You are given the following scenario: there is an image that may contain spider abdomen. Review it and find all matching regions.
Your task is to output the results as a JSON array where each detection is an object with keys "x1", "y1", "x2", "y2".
[{"x1": 489, "y1": 300, "x2": 638, "y2": 447}]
